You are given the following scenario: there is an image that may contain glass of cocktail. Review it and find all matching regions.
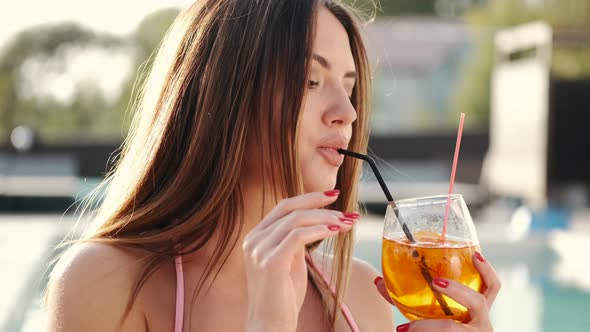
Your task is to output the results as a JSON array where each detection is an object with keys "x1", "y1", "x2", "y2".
[{"x1": 381, "y1": 194, "x2": 482, "y2": 322}]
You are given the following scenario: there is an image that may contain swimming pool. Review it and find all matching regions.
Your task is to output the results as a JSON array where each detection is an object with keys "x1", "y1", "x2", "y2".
[
  {"x1": 14, "y1": 213, "x2": 590, "y2": 332},
  {"x1": 354, "y1": 214, "x2": 590, "y2": 332}
]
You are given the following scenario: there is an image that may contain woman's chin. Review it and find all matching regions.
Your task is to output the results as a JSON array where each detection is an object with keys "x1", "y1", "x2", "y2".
[{"x1": 303, "y1": 174, "x2": 338, "y2": 193}]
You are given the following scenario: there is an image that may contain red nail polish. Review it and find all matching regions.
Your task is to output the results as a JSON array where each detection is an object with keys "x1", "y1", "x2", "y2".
[
  {"x1": 396, "y1": 323, "x2": 410, "y2": 332},
  {"x1": 328, "y1": 225, "x2": 340, "y2": 231},
  {"x1": 339, "y1": 217, "x2": 355, "y2": 224},
  {"x1": 343, "y1": 212, "x2": 360, "y2": 219},
  {"x1": 324, "y1": 190, "x2": 340, "y2": 197},
  {"x1": 475, "y1": 251, "x2": 486, "y2": 263},
  {"x1": 373, "y1": 276, "x2": 383, "y2": 285},
  {"x1": 433, "y1": 277, "x2": 449, "y2": 288}
]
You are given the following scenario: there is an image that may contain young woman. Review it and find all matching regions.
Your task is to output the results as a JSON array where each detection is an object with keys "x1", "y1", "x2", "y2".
[{"x1": 47, "y1": 1, "x2": 500, "y2": 331}]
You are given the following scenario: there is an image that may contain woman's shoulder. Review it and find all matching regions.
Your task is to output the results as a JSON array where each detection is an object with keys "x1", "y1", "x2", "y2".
[
  {"x1": 49, "y1": 241, "x2": 143, "y2": 291},
  {"x1": 46, "y1": 241, "x2": 147, "y2": 331},
  {"x1": 311, "y1": 251, "x2": 394, "y2": 331},
  {"x1": 309, "y1": 250, "x2": 380, "y2": 290},
  {"x1": 348, "y1": 256, "x2": 379, "y2": 284},
  {"x1": 346, "y1": 256, "x2": 395, "y2": 331}
]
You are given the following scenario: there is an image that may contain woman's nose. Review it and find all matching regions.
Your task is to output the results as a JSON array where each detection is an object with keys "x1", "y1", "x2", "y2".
[{"x1": 323, "y1": 92, "x2": 357, "y2": 127}]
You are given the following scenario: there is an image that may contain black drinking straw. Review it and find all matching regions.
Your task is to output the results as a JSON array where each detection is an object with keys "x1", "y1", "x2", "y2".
[
  {"x1": 337, "y1": 149, "x2": 415, "y2": 242},
  {"x1": 338, "y1": 148, "x2": 453, "y2": 316}
]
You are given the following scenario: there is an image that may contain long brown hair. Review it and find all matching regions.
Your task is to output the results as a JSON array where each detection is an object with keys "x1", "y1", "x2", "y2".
[{"x1": 68, "y1": 0, "x2": 371, "y2": 329}]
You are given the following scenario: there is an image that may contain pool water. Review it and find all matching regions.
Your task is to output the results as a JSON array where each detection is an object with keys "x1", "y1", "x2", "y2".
[
  {"x1": 15, "y1": 219, "x2": 590, "y2": 332},
  {"x1": 354, "y1": 233, "x2": 590, "y2": 332}
]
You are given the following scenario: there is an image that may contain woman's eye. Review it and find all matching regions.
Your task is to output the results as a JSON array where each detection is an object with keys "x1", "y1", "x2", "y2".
[{"x1": 308, "y1": 80, "x2": 320, "y2": 88}]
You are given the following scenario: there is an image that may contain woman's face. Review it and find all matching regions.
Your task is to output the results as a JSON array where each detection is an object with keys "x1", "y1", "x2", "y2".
[{"x1": 298, "y1": 5, "x2": 357, "y2": 193}]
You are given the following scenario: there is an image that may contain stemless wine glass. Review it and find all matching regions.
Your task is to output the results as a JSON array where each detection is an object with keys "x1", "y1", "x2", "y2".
[{"x1": 381, "y1": 194, "x2": 482, "y2": 322}]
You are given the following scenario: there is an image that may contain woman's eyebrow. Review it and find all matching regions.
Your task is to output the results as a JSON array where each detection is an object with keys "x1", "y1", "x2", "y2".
[{"x1": 312, "y1": 53, "x2": 356, "y2": 79}]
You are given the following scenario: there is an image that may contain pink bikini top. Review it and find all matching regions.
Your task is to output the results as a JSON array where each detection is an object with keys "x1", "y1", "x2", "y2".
[{"x1": 173, "y1": 254, "x2": 360, "y2": 332}]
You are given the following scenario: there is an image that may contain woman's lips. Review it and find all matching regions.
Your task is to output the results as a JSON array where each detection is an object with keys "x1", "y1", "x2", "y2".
[{"x1": 318, "y1": 147, "x2": 344, "y2": 167}]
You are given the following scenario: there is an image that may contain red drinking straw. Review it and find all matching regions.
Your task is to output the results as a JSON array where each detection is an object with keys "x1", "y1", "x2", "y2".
[{"x1": 441, "y1": 113, "x2": 465, "y2": 242}]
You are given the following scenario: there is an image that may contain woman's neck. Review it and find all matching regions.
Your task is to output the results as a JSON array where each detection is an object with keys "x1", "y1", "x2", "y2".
[{"x1": 183, "y1": 176, "x2": 277, "y2": 282}]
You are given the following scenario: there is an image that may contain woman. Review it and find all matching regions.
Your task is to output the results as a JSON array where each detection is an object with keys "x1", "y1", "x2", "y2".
[{"x1": 47, "y1": 1, "x2": 500, "y2": 331}]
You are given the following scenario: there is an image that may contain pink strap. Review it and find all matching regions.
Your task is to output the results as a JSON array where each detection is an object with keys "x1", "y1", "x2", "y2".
[
  {"x1": 173, "y1": 254, "x2": 359, "y2": 332},
  {"x1": 305, "y1": 252, "x2": 360, "y2": 332},
  {"x1": 174, "y1": 256, "x2": 184, "y2": 332}
]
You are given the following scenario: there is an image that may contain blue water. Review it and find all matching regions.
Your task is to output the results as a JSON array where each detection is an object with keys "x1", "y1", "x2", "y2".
[
  {"x1": 13, "y1": 177, "x2": 590, "y2": 331},
  {"x1": 15, "y1": 225, "x2": 590, "y2": 332},
  {"x1": 353, "y1": 238, "x2": 590, "y2": 332}
]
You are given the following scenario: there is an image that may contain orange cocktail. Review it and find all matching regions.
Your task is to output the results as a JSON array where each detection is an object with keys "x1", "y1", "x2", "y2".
[{"x1": 381, "y1": 195, "x2": 482, "y2": 322}]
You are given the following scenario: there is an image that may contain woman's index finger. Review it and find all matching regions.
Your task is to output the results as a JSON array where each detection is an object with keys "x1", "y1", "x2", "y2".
[{"x1": 256, "y1": 190, "x2": 340, "y2": 230}]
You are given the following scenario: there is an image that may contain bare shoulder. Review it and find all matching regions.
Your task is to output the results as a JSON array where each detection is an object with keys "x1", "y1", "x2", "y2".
[
  {"x1": 347, "y1": 257, "x2": 395, "y2": 332},
  {"x1": 309, "y1": 252, "x2": 394, "y2": 331},
  {"x1": 46, "y1": 241, "x2": 147, "y2": 331}
]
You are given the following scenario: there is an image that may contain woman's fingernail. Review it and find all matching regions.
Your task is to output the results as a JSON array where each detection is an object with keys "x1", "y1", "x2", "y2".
[
  {"x1": 396, "y1": 323, "x2": 410, "y2": 332},
  {"x1": 339, "y1": 217, "x2": 355, "y2": 225},
  {"x1": 374, "y1": 276, "x2": 383, "y2": 285},
  {"x1": 343, "y1": 212, "x2": 360, "y2": 219},
  {"x1": 475, "y1": 251, "x2": 486, "y2": 263},
  {"x1": 433, "y1": 277, "x2": 449, "y2": 288},
  {"x1": 328, "y1": 225, "x2": 340, "y2": 231},
  {"x1": 324, "y1": 190, "x2": 340, "y2": 197}
]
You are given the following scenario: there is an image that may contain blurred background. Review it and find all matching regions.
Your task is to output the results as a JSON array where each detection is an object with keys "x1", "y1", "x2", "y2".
[{"x1": 0, "y1": 0, "x2": 589, "y2": 331}]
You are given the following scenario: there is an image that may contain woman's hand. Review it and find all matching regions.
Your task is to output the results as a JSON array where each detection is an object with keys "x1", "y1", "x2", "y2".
[
  {"x1": 374, "y1": 251, "x2": 501, "y2": 332},
  {"x1": 242, "y1": 190, "x2": 356, "y2": 332}
]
